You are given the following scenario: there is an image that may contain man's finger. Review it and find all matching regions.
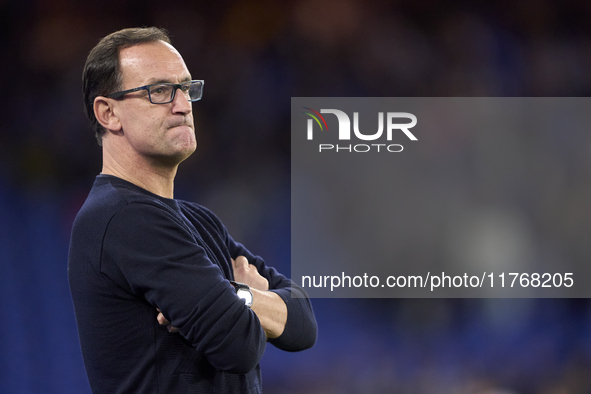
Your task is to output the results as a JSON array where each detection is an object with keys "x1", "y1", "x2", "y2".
[
  {"x1": 233, "y1": 255, "x2": 249, "y2": 270},
  {"x1": 157, "y1": 310, "x2": 179, "y2": 333},
  {"x1": 157, "y1": 312, "x2": 170, "y2": 326}
]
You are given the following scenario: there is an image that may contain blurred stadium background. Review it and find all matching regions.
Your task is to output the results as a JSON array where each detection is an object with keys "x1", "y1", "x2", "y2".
[{"x1": 2, "y1": 0, "x2": 591, "y2": 392}]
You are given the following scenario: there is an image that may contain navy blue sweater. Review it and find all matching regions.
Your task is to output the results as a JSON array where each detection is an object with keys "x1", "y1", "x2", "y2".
[{"x1": 68, "y1": 175, "x2": 317, "y2": 393}]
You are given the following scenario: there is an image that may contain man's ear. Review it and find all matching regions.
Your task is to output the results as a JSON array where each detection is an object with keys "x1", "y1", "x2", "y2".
[{"x1": 94, "y1": 96, "x2": 122, "y2": 133}]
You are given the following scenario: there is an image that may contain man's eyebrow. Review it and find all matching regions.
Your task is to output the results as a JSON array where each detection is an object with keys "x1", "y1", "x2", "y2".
[{"x1": 145, "y1": 76, "x2": 193, "y2": 85}]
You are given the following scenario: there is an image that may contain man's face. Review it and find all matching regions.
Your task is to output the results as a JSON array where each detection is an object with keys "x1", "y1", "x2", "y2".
[{"x1": 114, "y1": 41, "x2": 196, "y2": 165}]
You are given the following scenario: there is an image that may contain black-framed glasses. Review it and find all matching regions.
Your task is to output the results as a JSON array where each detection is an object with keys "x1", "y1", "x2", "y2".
[{"x1": 106, "y1": 80, "x2": 204, "y2": 104}]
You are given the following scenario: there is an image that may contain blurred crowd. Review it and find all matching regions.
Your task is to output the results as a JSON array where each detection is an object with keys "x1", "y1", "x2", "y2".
[{"x1": 3, "y1": 0, "x2": 591, "y2": 392}]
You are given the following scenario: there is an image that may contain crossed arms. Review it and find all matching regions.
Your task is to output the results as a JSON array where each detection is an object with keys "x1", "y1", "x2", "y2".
[
  {"x1": 101, "y1": 200, "x2": 316, "y2": 373},
  {"x1": 158, "y1": 255, "x2": 288, "y2": 339}
]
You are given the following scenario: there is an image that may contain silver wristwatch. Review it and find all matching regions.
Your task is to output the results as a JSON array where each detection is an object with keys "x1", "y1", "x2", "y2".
[{"x1": 230, "y1": 281, "x2": 253, "y2": 308}]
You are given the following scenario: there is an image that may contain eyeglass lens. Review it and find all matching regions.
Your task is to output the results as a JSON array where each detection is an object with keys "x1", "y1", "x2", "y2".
[{"x1": 148, "y1": 82, "x2": 203, "y2": 103}]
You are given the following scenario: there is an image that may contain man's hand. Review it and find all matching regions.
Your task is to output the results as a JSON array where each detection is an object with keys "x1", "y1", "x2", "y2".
[
  {"x1": 231, "y1": 256, "x2": 269, "y2": 291},
  {"x1": 156, "y1": 309, "x2": 179, "y2": 333}
]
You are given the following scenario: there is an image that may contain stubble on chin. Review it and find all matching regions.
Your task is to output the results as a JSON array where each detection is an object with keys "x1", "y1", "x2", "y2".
[{"x1": 171, "y1": 126, "x2": 197, "y2": 161}]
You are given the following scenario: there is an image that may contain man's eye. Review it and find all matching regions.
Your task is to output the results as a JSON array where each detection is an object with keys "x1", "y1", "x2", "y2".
[
  {"x1": 152, "y1": 87, "x2": 165, "y2": 94},
  {"x1": 181, "y1": 85, "x2": 191, "y2": 93}
]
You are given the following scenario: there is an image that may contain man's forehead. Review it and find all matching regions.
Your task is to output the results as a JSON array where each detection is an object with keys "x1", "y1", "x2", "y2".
[{"x1": 119, "y1": 41, "x2": 189, "y2": 84}]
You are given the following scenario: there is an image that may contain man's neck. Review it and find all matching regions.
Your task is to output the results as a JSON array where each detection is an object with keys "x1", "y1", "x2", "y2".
[{"x1": 102, "y1": 150, "x2": 178, "y2": 199}]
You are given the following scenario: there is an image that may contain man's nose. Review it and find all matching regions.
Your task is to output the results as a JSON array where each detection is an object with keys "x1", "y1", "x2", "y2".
[{"x1": 171, "y1": 87, "x2": 192, "y2": 114}]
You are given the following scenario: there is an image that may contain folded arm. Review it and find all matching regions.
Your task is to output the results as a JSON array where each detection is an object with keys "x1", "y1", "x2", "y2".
[{"x1": 154, "y1": 202, "x2": 317, "y2": 352}]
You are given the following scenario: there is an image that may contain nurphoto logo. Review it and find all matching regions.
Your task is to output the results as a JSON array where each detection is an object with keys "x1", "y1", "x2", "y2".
[{"x1": 302, "y1": 107, "x2": 418, "y2": 153}]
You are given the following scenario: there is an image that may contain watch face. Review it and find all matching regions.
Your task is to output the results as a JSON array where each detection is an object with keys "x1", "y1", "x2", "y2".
[{"x1": 237, "y1": 289, "x2": 253, "y2": 307}]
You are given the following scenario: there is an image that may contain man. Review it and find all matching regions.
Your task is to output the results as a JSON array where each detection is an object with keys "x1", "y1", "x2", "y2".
[{"x1": 68, "y1": 27, "x2": 317, "y2": 393}]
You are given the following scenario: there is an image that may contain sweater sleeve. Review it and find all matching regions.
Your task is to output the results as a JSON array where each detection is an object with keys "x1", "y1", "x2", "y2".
[
  {"x1": 101, "y1": 202, "x2": 266, "y2": 374},
  {"x1": 267, "y1": 283, "x2": 317, "y2": 351},
  {"x1": 197, "y1": 205, "x2": 318, "y2": 351}
]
